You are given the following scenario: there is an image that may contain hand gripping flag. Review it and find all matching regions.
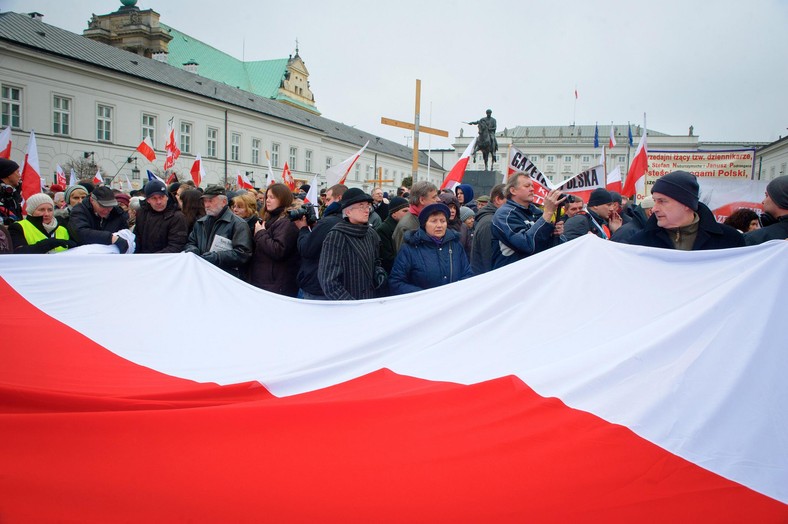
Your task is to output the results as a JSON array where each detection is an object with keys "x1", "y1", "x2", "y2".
[
  {"x1": 136, "y1": 136, "x2": 157, "y2": 162},
  {"x1": 440, "y1": 138, "x2": 476, "y2": 191}
]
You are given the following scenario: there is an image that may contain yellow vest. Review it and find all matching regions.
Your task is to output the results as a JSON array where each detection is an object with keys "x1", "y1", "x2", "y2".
[{"x1": 18, "y1": 219, "x2": 70, "y2": 253}]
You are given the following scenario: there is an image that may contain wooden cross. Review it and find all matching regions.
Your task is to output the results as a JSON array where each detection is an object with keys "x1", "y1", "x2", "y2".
[
  {"x1": 381, "y1": 79, "x2": 448, "y2": 182},
  {"x1": 365, "y1": 167, "x2": 394, "y2": 189}
]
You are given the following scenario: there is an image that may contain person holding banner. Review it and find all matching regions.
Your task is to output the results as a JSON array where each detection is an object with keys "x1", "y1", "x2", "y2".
[
  {"x1": 491, "y1": 173, "x2": 565, "y2": 269},
  {"x1": 628, "y1": 171, "x2": 744, "y2": 251},
  {"x1": 744, "y1": 175, "x2": 788, "y2": 245}
]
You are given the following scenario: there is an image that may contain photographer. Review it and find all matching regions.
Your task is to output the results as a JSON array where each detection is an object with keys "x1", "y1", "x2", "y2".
[{"x1": 249, "y1": 183, "x2": 300, "y2": 297}]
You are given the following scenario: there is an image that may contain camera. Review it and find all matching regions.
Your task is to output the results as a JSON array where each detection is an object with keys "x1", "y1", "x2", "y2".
[{"x1": 287, "y1": 204, "x2": 317, "y2": 225}]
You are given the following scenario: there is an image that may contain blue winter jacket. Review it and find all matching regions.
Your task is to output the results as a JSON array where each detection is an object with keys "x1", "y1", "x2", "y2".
[
  {"x1": 491, "y1": 199, "x2": 564, "y2": 269},
  {"x1": 389, "y1": 228, "x2": 473, "y2": 295}
]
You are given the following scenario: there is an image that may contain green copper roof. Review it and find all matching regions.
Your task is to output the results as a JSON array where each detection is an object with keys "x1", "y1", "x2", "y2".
[{"x1": 161, "y1": 23, "x2": 306, "y2": 109}]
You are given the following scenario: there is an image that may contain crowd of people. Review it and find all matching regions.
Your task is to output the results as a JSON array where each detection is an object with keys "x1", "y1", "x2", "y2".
[{"x1": 1, "y1": 155, "x2": 786, "y2": 299}]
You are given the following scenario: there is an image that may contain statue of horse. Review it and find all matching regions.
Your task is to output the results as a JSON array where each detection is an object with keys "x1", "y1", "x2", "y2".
[{"x1": 471, "y1": 120, "x2": 498, "y2": 171}]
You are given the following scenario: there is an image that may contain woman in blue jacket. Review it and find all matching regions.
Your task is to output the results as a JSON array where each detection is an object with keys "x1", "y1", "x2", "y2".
[{"x1": 389, "y1": 203, "x2": 473, "y2": 295}]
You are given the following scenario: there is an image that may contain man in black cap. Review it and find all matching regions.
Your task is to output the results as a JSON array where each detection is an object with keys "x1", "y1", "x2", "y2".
[
  {"x1": 563, "y1": 188, "x2": 622, "y2": 241},
  {"x1": 68, "y1": 185, "x2": 131, "y2": 251},
  {"x1": 296, "y1": 183, "x2": 347, "y2": 299},
  {"x1": 184, "y1": 184, "x2": 252, "y2": 279},
  {"x1": 744, "y1": 175, "x2": 788, "y2": 245},
  {"x1": 375, "y1": 195, "x2": 409, "y2": 273},
  {"x1": 0, "y1": 158, "x2": 23, "y2": 224},
  {"x1": 134, "y1": 179, "x2": 188, "y2": 253},
  {"x1": 318, "y1": 188, "x2": 384, "y2": 300},
  {"x1": 628, "y1": 170, "x2": 744, "y2": 250}
]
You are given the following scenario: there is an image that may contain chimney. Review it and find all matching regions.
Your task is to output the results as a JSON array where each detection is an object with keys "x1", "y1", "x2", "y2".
[
  {"x1": 183, "y1": 59, "x2": 199, "y2": 74},
  {"x1": 28, "y1": 12, "x2": 44, "y2": 21},
  {"x1": 152, "y1": 52, "x2": 168, "y2": 63}
]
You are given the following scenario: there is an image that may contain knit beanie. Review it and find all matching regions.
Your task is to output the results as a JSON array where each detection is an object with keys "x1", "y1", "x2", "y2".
[
  {"x1": 651, "y1": 170, "x2": 699, "y2": 211},
  {"x1": 144, "y1": 179, "x2": 167, "y2": 198},
  {"x1": 25, "y1": 193, "x2": 54, "y2": 214},
  {"x1": 418, "y1": 203, "x2": 450, "y2": 230},
  {"x1": 587, "y1": 188, "x2": 613, "y2": 207},
  {"x1": 387, "y1": 196, "x2": 408, "y2": 216},
  {"x1": 0, "y1": 158, "x2": 19, "y2": 179},
  {"x1": 459, "y1": 206, "x2": 475, "y2": 222},
  {"x1": 640, "y1": 195, "x2": 655, "y2": 209},
  {"x1": 64, "y1": 184, "x2": 88, "y2": 205},
  {"x1": 766, "y1": 175, "x2": 788, "y2": 210}
]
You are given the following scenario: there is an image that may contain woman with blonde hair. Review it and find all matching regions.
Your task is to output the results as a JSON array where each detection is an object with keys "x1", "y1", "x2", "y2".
[
  {"x1": 250, "y1": 183, "x2": 300, "y2": 296},
  {"x1": 232, "y1": 191, "x2": 260, "y2": 237}
]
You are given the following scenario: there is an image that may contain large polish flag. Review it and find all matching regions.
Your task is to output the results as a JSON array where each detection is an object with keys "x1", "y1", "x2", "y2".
[
  {"x1": 136, "y1": 136, "x2": 157, "y2": 162},
  {"x1": 1, "y1": 238, "x2": 787, "y2": 522},
  {"x1": 0, "y1": 126, "x2": 11, "y2": 159},
  {"x1": 190, "y1": 154, "x2": 205, "y2": 187},
  {"x1": 440, "y1": 137, "x2": 476, "y2": 191},
  {"x1": 606, "y1": 165, "x2": 622, "y2": 193},
  {"x1": 325, "y1": 141, "x2": 369, "y2": 187}
]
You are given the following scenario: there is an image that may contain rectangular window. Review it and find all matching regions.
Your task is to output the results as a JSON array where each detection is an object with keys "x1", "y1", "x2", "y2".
[
  {"x1": 289, "y1": 146, "x2": 297, "y2": 170},
  {"x1": 251, "y1": 139, "x2": 261, "y2": 165},
  {"x1": 530, "y1": 155, "x2": 538, "y2": 162},
  {"x1": 325, "y1": 156, "x2": 332, "y2": 171},
  {"x1": 305, "y1": 149, "x2": 313, "y2": 172},
  {"x1": 618, "y1": 155, "x2": 625, "y2": 163},
  {"x1": 231, "y1": 133, "x2": 241, "y2": 161},
  {"x1": 53, "y1": 95, "x2": 71, "y2": 136},
  {"x1": 547, "y1": 155, "x2": 555, "y2": 162},
  {"x1": 142, "y1": 113, "x2": 156, "y2": 147},
  {"x1": 271, "y1": 143, "x2": 280, "y2": 168},
  {"x1": 96, "y1": 104, "x2": 112, "y2": 142},
  {"x1": 564, "y1": 156, "x2": 572, "y2": 162},
  {"x1": 207, "y1": 127, "x2": 218, "y2": 157},
  {"x1": 1, "y1": 85, "x2": 22, "y2": 128},
  {"x1": 582, "y1": 155, "x2": 589, "y2": 163},
  {"x1": 180, "y1": 122, "x2": 192, "y2": 154}
]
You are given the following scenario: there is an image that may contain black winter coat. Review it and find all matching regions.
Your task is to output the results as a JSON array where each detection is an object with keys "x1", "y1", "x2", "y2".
[
  {"x1": 134, "y1": 198, "x2": 188, "y2": 253},
  {"x1": 184, "y1": 206, "x2": 253, "y2": 278},
  {"x1": 744, "y1": 215, "x2": 788, "y2": 245},
  {"x1": 611, "y1": 205, "x2": 649, "y2": 244},
  {"x1": 68, "y1": 198, "x2": 129, "y2": 245},
  {"x1": 628, "y1": 203, "x2": 745, "y2": 250},
  {"x1": 250, "y1": 213, "x2": 300, "y2": 297},
  {"x1": 318, "y1": 220, "x2": 381, "y2": 300},
  {"x1": 297, "y1": 202, "x2": 343, "y2": 296},
  {"x1": 470, "y1": 202, "x2": 497, "y2": 275}
]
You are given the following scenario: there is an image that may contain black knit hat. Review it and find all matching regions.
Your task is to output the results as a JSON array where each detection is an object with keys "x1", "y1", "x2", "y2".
[
  {"x1": 144, "y1": 179, "x2": 167, "y2": 198},
  {"x1": 0, "y1": 158, "x2": 19, "y2": 179},
  {"x1": 651, "y1": 170, "x2": 699, "y2": 211},
  {"x1": 766, "y1": 175, "x2": 788, "y2": 210},
  {"x1": 418, "y1": 203, "x2": 450, "y2": 230},
  {"x1": 340, "y1": 187, "x2": 373, "y2": 209},
  {"x1": 387, "y1": 196, "x2": 408, "y2": 217},
  {"x1": 587, "y1": 188, "x2": 613, "y2": 207}
]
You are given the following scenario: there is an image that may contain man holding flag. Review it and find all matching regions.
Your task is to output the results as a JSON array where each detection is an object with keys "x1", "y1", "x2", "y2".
[{"x1": 491, "y1": 173, "x2": 565, "y2": 269}]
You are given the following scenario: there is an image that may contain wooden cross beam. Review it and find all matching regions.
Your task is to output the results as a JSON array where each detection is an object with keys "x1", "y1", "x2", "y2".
[
  {"x1": 381, "y1": 79, "x2": 448, "y2": 182},
  {"x1": 365, "y1": 167, "x2": 394, "y2": 189}
]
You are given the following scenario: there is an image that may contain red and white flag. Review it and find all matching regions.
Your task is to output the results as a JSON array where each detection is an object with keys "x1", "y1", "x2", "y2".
[
  {"x1": 237, "y1": 171, "x2": 253, "y2": 190},
  {"x1": 93, "y1": 169, "x2": 104, "y2": 186},
  {"x1": 609, "y1": 125, "x2": 617, "y2": 148},
  {"x1": 1, "y1": 240, "x2": 786, "y2": 521},
  {"x1": 190, "y1": 154, "x2": 205, "y2": 187},
  {"x1": 621, "y1": 125, "x2": 648, "y2": 199},
  {"x1": 282, "y1": 162, "x2": 295, "y2": 191},
  {"x1": 325, "y1": 141, "x2": 369, "y2": 187},
  {"x1": 0, "y1": 126, "x2": 11, "y2": 159},
  {"x1": 165, "y1": 171, "x2": 178, "y2": 185},
  {"x1": 507, "y1": 145, "x2": 553, "y2": 205},
  {"x1": 440, "y1": 138, "x2": 476, "y2": 191},
  {"x1": 55, "y1": 164, "x2": 67, "y2": 187},
  {"x1": 20, "y1": 131, "x2": 42, "y2": 207},
  {"x1": 606, "y1": 165, "x2": 622, "y2": 193},
  {"x1": 136, "y1": 136, "x2": 157, "y2": 162},
  {"x1": 163, "y1": 122, "x2": 180, "y2": 171}
]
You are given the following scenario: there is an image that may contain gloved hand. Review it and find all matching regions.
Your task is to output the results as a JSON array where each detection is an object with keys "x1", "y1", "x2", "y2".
[
  {"x1": 36, "y1": 238, "x2": 61, "y2": 252},
  {"x1": 201, "y1": 252, "x2": 218, "y2": 265},
  {"x1": 114, "y1": 236, "x2": 129, "y2": 254},
  {"x1": 64, "y1": 239, "x2": 78, "y2": 249}
]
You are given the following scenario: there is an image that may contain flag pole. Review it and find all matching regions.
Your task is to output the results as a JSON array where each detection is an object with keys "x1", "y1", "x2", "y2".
[
  {"x1": 626, "y1": 120, "x2": 631, "y2": 185},
  {"x1": 106, "y1": 155, "x2": 135, "y2": 186}
]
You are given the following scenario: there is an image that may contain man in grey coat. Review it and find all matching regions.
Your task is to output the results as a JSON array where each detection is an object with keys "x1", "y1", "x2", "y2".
[{"x1": 184, "y1": 184, "x2": 252, "y2": 279}]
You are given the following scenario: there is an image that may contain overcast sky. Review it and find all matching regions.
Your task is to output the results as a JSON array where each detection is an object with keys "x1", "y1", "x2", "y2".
[{"x1": 5, "y1": 0, "x2": 787, "y2": 149}]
